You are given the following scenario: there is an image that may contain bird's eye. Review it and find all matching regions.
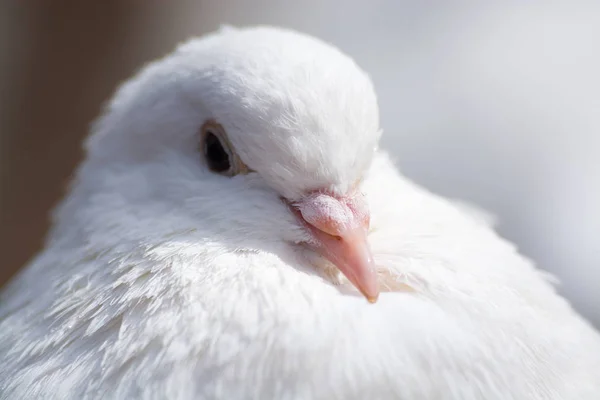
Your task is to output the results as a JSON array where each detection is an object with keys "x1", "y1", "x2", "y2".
[
  {"x1": 199, "y1": 120, "x2": 249, "y2": 176},
  {"x1": 204, "y1": 131, "x2": 231, "y2": 173}
]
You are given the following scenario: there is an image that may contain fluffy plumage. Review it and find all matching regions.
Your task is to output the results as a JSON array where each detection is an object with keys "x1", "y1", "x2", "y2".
[{"x1": 1, "y1": 26, "x2": 599, "y2": 400}]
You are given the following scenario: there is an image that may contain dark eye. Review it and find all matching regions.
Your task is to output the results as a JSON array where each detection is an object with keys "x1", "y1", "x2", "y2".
[
  {"x1": 199, "y1": 120, "x2": 250, "y2": 176},
  {"x1": 204, "y1": 131, "x2": 231, "y2": 173}
]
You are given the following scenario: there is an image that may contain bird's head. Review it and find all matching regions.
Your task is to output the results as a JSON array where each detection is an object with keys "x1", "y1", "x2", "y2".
[{"x1": 76, "y1": 26, "x2": 382, "y2": 301}]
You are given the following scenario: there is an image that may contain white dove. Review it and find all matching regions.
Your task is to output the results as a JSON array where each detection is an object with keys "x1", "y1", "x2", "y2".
[{"x1": 1, "y1": 26, "x2": 599, "y2": 400}]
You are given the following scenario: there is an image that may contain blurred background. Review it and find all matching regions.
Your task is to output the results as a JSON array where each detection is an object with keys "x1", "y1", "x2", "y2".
[{"x1": 0, "y1": 2, "x2": 598, "y2": 327}]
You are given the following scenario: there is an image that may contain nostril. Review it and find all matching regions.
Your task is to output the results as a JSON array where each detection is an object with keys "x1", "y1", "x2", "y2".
[
  {"x1": 297, "y1": 193, "x2": 352, "y2": 233},
  {"x1": 287, "y1": 191, "x2": 371, "y2": 240}
]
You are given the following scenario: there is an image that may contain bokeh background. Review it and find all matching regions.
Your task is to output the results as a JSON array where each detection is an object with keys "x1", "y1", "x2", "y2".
[{"x1": 0, "y1": 2, "x2": 598, "y2": 327}]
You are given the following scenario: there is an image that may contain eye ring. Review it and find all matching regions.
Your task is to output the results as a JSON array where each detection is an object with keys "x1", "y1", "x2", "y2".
[{"x1": 199, "y1": 120, "x2": 249, "y2": 176}]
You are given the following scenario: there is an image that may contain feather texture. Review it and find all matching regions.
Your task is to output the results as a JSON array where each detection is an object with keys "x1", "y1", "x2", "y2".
[{"x1": 1, "y1": 26, "x2": 599, "y2": 400}]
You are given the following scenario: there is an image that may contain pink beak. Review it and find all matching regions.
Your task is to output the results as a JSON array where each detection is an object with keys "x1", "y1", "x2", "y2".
[{"x1": 294, "y1": 192, "x2": 379, "y2": 303}]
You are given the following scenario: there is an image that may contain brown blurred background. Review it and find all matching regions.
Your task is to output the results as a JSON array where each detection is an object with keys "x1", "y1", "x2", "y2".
[
  {"x1": 1, "y1": 2, "x2": 598, "y2": 326},
  {"x1": 0, "y1": 2, "x2": 210, "y2": 286}
]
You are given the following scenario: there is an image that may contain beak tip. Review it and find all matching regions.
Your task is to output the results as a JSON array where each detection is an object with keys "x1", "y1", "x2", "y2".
[{"x1": 362, "y1": 286, "x2": 380, "y2": 304}]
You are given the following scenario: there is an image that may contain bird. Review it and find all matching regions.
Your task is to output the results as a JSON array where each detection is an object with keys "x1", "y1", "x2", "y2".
[{"x1": 1, "y1": 25, "x2": 599, "y2": 400}]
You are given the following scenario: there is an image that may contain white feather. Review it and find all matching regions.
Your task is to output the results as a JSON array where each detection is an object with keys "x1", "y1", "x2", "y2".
[{"x1": 1, "y1": 26, "x2": 599, "y2": 400}]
